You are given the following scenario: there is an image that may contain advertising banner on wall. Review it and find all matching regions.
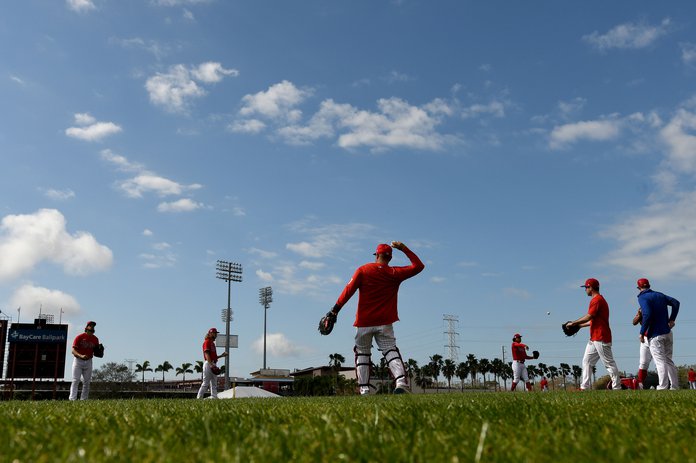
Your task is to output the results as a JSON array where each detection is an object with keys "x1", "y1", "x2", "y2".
[{"x1": 7, "y1": 320, "x2": 68, "y2": 379}]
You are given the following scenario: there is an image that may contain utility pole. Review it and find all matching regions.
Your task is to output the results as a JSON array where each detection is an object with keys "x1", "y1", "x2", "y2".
[{"x1": 216, "y1": 260, "x2": 242, "y2": 390}]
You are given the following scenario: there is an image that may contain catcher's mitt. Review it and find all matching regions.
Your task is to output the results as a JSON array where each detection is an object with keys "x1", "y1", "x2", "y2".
[
  {"x1": 210, "y1": 365, "x2": 221, "y2": 375},
  {"x1": 562, "y1": 322, "x2": 580, "y2": 337},
  {"x1": 318, "y1": 311, "x2": 337, "y2": 336},
  {"x1": 93, "y1": 343, "x2": 104, "y2": 358},
  {"x1": 532, "y1": 350, "x2": 539, "y2": 359}
]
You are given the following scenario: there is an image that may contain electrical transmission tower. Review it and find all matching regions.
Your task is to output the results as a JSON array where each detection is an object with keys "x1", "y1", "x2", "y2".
[{"x1": 443, "y1": 314, "x2": 460, "y2": 363}]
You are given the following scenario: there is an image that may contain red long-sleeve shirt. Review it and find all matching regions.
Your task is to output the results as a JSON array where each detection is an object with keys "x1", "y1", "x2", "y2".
[{"x1": 335, "y1": 246, "x2": 424, "y2": 327}]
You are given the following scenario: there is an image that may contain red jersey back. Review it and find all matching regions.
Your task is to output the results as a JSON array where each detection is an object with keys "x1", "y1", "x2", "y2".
[
  {"x1": 588, "y1": 294, "x2": 612, "y2": 343},
  {"x1": 202, "y1": 338, "x2": 218, "y2": 362},
  {"x1": 73, "y1": 332, "x2": 99, "y2": 358},
  {"x1": 335, "y1": 246, "x2": 424, "y2": 327},
  {"x1": 511, "y1": 342, "x2": 530, "y2": 361}
]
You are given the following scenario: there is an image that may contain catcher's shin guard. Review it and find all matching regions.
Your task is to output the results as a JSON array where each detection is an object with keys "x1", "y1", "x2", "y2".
[
  {"x1": 354, "y1": 346, "x2": 372, "y2": 390},
  {"x1": 383, "y1": 347, "x2": 407, "y2": 387}
]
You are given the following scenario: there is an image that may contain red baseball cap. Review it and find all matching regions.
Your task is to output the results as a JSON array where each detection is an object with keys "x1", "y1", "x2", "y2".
[
  {"x1": 373, "y1": 243, "x2": 392, "y2": 256},
  {"x1": 85, "y1": 321, "x2": 96, "y2": 329},
  {"x1": 208, "y1": 327, "x2": 219, "y2": 334},
  {"x1": 581, "y1": 278, "x2": 600, "y2": 289},
  {"x1": 513, "y1": 333, "x2": 522, "y2": 340},
  {"x1": 637, "y1": 278, "x2": 650, "y2": 288}
]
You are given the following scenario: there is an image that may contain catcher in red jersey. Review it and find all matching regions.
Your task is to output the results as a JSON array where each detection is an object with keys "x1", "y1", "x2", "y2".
[
  {"x1": 510, "y1": 333, "x2": 537, "y2": 392},
  {"x1": 69, "y1": 321, "x2": 100, "y2": 401},
  {"x1": 197, "y1": 328, "x2": 227, "y2": 399},
  {"x1": 326, "y1": 241, "x2": 424, "y2": 395}
]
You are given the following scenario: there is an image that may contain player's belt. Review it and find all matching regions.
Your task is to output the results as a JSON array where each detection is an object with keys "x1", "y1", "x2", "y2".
[{"x1": 513, "y1": 359, "x2": 524, "y2": 363}]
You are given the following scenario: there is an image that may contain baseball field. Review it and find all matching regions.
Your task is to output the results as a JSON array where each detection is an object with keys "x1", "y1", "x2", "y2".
[{"x1": 2, "y1": 391, "x2": 695, "y2": 462}]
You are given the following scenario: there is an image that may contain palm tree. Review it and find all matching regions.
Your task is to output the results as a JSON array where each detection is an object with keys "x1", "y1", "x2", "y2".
[
  {"x1": 478, "y1": 358, "x2": 491, "y2": 388},
  {"x1": 571, "y1": 365, "x2": 582, "y2": 388},
  {"x1": 466, "y1": 354, "x2": 478, "y2": 388},
  {"x1": 456, "y1": 361, "x2": 470, "y2": 391},
  {"x1": 559, "y1": 363, "x2": 571, "y2": 389},
  {"x1": 442, "y1": 359, "x2": 456, "y2": 390},
  {"x1": 155, "y1": 361, "x2": 174, "y2": 382},
  {"x1": 135, "y1": 361, "x2": 153, "y2": 384},
  {"x1": 429, "y1": 354, "x2": 443, "y2": 392},
  {"x1": 406, "y1": 358, "x2": 419, "y2": 387},
  {"x1": 548, "y1": 365, "x2": 559, "y2": 390},
  {"x1": 491, "y1": 358, "x2": 505, "y2": 391},
  {"x1": 537, "y1": 362, "x2": 549, "y2": 381},
  {"x1": 176, "y1": 362, "x2": 193, "y2": 382},
  {"x1": 194, "y1": 360, "x2": 204, "y2": 380},
  {"x1": 416, "y1": 363, "x2": 433, "y2": 393},
  {"x1": 329, "y1": 353, "x2": 346, "y2": 392}
]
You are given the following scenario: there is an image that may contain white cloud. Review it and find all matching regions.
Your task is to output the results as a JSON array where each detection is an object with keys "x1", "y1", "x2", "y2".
[
  {"x1": 145, "y1": 62, "x2": 238, "y2": 113},
  {"x1": 298, "y1": 260, "x2": 325, "y2": 271},
  {"x1": 10, "y1": 75, "x2": 26, "y2": 86},
  {"x1": 461, "y1": 101, "x2": 505, "y2": 119},
  {"x1": 583, "y1": 18, "x2": 671, "y2": 51},
  {"x1": 234, "y1": 81, "x2": 460, "y2": 151},
  {"x1": 120, "y1": 174, "x2": 201, "y2": 198},
  {"x1": 681, "y1": 43, "x2": 696, "y2": 66},
  {"x1": 248, "y1": 247, "x2": 278, "y2": 259},
  {"x1": 603, "y1": 192, "x2": 696, "y2": 280},
  {"x1": 151, "y1": 0, "x2": 211, "y2": 5},
  {"x1": 10, "y1": 284, "x2": 81, "y2": 318},
  {"x1": 239, "y1": 80, "x2": 310, "y2": 123},
  {"x1": 191, "y1": 61, "x2": 239, "y2": 83},
  {"x1": 66, "y1": 0, "x2": 96, "y2": 13},
  {"x1": 558, "y1": 97, "x2": 587, "y2": 118},
  {"x1": 285, "y1": 220, "x2": 374, "y2": 260},
  {"x1": 0, "y1": 209, "x2": 113, "y2": 281},
  {"x1": 549, "y1": 119, "x2": 621, "y2": 149},
  {"x1": 65, "y1": 113, "x2": 122, "y2": 142},
  {"x1": 100, "y1": 149, "x2": 144, "y2": 172},
  {"x1": 251, "y1": 332, "x2": 311, "y2": 357},
  {"x1": 430, "y1": 276, "x2": 446, "y2": 283},
  {"x1": 43, "y1": 188, "x2": 75, "y2": 201},
  {"x1": 157, "y1": 198, "x2": 204, "y2": 212},
  {"x1": 256, "y1": 269, "x2": 273, "y2": 281},
  {"x1": 660, "y1": 108, "x2": 696, "y2": 174},
  {"x1": 143, "y1": 229, "x2": 154, "y2": 236},
  {"x1": 139, "y1": 252, "x2": 177, "y2": 269}
]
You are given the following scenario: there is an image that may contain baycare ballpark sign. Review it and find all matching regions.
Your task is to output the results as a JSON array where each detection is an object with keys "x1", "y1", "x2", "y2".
[{"x1": 8, "y1": 328, "x2": 67, "y2": 344}]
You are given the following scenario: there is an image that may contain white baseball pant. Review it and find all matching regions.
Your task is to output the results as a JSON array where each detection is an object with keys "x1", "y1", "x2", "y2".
[
  {"x1": 648, "y1": 332, "x2": 678, "y2": 390},
  {"x1": 69, "y1": 357, "x2": 93, "y2": 401},
  {"x1": 511, "y1": 360, "x2": 529, "y2": 390},
  {"x1": 197, "y1": 361, "x2": 219, "y2": 399},
  {"x1": 638, "y1": 338, "x2": 652, "y2": 370},
  {"x1": 690, "y1": 381, "x2": 696, "y2": 390},
  {"x1": 581, "y1": 340, "x2": 621, "y2": 390},
  {"x1": 354, "y1": 324, "x2": 407, "y2": 395}
]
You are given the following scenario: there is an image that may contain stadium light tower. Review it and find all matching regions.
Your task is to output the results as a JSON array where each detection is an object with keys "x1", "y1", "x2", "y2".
[
  {"x1": 259, "y1": 286, "x2": 273, "y2": 370},
  {"x1": 216, "y1": 260, "x2": 242, "y2": 390}
]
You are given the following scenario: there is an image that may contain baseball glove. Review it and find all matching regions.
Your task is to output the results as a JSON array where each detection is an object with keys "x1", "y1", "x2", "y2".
[
  {"x1": 532, "y1": 350, "x2": 539, "y2": 359},
  {"x1": 210, "y1": 365, "x2": 221, "y2": 375},
  {"x1": 318, "y1": 311, "x2": 337, "y2": 336},
  {"x1": 562, "y1": 322, "x2": 580, "y2": 337},
  {"x1": 93, "y1": 343, "x2": 104, "y2": 358}
]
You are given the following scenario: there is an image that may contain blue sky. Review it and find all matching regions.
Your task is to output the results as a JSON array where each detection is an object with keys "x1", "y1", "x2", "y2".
[{"x1": 2, "y1": 0, "x2": 696, "y2": 382}]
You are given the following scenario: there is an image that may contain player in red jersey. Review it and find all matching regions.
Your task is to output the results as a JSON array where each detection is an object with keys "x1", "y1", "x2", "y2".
[
  {"x1": 69, "y1": 321, "x2": 100, "y2": 401},
  {"x1": 197, "y1": 328, "x2": 227, "y2": 399},
  {"x1": 510, "y1": 333, "x2": 535, "y2": 392},
  {"x1": 540, "y1": 376, "x2": 549, "y2": 391},
  {"x1": 330, "y1": 241, "x2": 424, "y2": 395},
  {"x1": 565, "y1": 278, "x2": 621, "y2": 390},
  {"x1": 688, "y1": 368, "x2": 696, "y2": 390}
]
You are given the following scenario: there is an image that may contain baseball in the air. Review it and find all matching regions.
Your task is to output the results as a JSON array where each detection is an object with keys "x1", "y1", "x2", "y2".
[{"x1": 546, "y1": 311, "x2": 551, "y2": 315}]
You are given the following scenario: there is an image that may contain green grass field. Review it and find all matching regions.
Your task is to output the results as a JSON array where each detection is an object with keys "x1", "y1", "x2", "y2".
[{"x1": 2, "y1": 391, "x2": 696, "y2": 463}]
